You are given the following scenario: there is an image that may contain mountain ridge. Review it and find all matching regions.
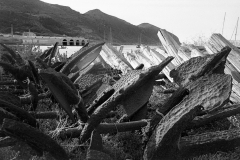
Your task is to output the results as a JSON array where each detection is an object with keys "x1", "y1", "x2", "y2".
[{"x1": 0, "y1": 0, "x2": 180, "y2": 45}]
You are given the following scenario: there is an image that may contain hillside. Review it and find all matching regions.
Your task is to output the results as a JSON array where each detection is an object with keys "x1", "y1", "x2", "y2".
[
  {"x1": 138, "y1": 23, "x2": 181, "y2": 44},
  {"x1": 0, "y1": 0, "x2": 180, "y2": 45}
]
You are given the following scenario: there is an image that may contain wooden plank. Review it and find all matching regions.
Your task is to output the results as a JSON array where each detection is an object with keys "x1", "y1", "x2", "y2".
[
  {"x1": 101, "y1": 44, "x2": 133, "y2": 74},
  {"x1": 2, "y1": 119, "x2": 69, "y2": 160},
  {"x1": 157, "y1": 29, "x2": 183, "y2": 66},
  {"x1": 208, "y1": 34, "x2": 240, "y2": 103},
  {"x1": 180, "y1": 128, "x2": 240, "y2": 159}
]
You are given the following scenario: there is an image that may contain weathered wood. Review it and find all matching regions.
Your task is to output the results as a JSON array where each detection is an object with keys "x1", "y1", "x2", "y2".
[
  {"x1": 29, "y1": 111, "x2": 59, "y2": 120},
  {"x1": 36, "y1": 57, "x2": 48, "y2": 69},
  {"x1": 0, "y1": 108, "x2": 19, "y2": 124},
  {"x1": 87, "y1": 88, "x2": 115, "y2": 115},
  {"x1": 28, "y1": 82, "x2": 38, "y2": 111},
  {"x1": 203, "y1": 34, "x2": 240, "y2": 126},
  {"x1": 0, "y1": 130, "x2": 6, "y2": 137},
  {"x1": 39, "y1": 47, "x2": 52, "y2": 60},
  {"x1": 68, "y1": 70, "x2": 80, "y2": 82},
  {"x1": 75, "y1": 101, "x2": 89, "y2": 123},
  {"x1": 0, "y1": 89, "x2": 25, "y2": 94},
  {"x1": 54, "y1": 61, "x2": 66, "y2": 72},
  {"x1": 177, "y1": 46, "x2": 191, "y2": 61},
  {"x1": 209, "y1": 34, "x2": 240, "y2": 68},
  {"x1": 1, "y1": 53, "x2": 16, "y2": 64},
  {"x1": 60, "y1": 42, "x2": 104, "y2": 75},
  {"x1": 143, "y1": 73, "x2": 232, "y2": 159},
  {"x1": 105, "y1": 111, "x2": 118, "y2": 118},
  {"x1": 0, "y1": 80, "x2": 18, "y2": 85},
  {"x1": 135, "y1": 63, "x2": 144, "y2": 70},
  {"x1": 0, "y1": 99, "x2": 38, "y2": 128},
  {"x1": 180, "y1": 128, "x2": 240, "y2": 159},
  {"x1": 130, "y1": 101, "x2": 148, "y2": 121},
  {"x1": 124, "y1": 52, "x2": 142, "y2": 69},
  {"x1": 100, "y1": 44, "x2": 133, "y2": 75},
  {"x1": 105, "y1": 44, "x2": 133, "y2": 70},
  {"x1": 143, "y1": 87, "x2": 189, "y2": 143},
  {"x1": 170, "y1": 46, "x2": 231, "y2": 86},
  {"x1": 2, "y1": 119, "x2": 69, "y2": 160},
  {"x1": 20, "y1": 92, "x2": 51, "y2": 104},
  {"x1": 224, "y1": 64, "x2": 240, "y2": 103},
  {"x1": 154, "y1": 73, "x2": 166, "y2": 80},
  {"x1": 143, "y1": 104, "x2": 202, "y2": 160},
  {"x1": 188, "y1": 44, "x2": 206, "y2": 58},
  {"x1": 59, "y1": 120, "x2": 148, "y2": 139},
  {"x1": 187, "y1": 104, "x2": 240, "y2": 129},
  {"x1": 0, "y1": 61, "x2": 33, "y2": 88},
  {"x1": 185, "y1": 74, "x2": 232, "y2": 112},
  {"x1": 74, "y1": 73, "x2": 104, "y2": 92},
  {"x1": 161, "y1": 89, "x2": 176, "y2": 94},
  {"x1": 87, "y1": 150, "x2": 112, "y2": 160},
  {"x1": 80, "y1": 57, "x2": 174, "y2": 143},
  {"x1": 151, "y1": 49, "x2": 176, "y2": 71},
  {"x1": 0, "y1": 137, "x2": 18, "y2": 148},
  {"x1": 89, "y1": 131, "x2": 103, "y2": 151},
  {"x1": 87, "y1": 131, "x2": 112, "y2": 160},
  {"x1": 142, "y1": 46, "x2": 161, "y2": 65},
  {"x1": 0, "y1": 92, "x2": 21, "y2": 107},
  {"x1": 47, "y1": 42, "x2": 59, "y2": 66},
  {"x1": 207, "y1": 34, "x2": 240, "y2": 103},
  {"x1": 157, "y1": 29, "x2": 183, "y2": 65},
  {"x1": 39, "y1": 68, "x2": 81, "y2": 122},
  {"x1": 28, "y1": 60, "x2": 40, "y2": 85},
  {"x1": 135, "y1": 50, "x2": 155, "y2": 68},
  {"x1": 0, "y1": 60, "x2": 39, "y2": 110},
  {"x1": 0, "y1": 43, "x2": 25, "y2": 66}
]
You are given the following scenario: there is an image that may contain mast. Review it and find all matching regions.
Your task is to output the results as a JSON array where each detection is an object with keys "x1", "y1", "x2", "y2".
[
  {"x1": 109, "y1": 27, "x2": 112, "y2": 45},
  {"x1": 140, "y1": 33, "x2": 142, "y2": 45},
  {"x1": 235, "y1": 17, "x2": 239, "y2": 41},
  {"x1": 104, "y1": 30, "x2": 105, "y2": 42},
  {"x1": 103, "y1": 24, "x2": 106, "y2": 42},
  {"x1": 222, "y1": 12, "x2": 226, "y2": 35},
  {"x1": 11, "y1": 24, "x2": 13, "y2": 37}
]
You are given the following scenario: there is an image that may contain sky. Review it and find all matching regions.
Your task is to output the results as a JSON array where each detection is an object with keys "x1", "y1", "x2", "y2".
[{"x1": 41, "y1": 0, "x2": 240, "y2": 43}]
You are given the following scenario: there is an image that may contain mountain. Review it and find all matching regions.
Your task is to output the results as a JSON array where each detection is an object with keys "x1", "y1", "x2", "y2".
[
  {"x1": 84, "y1": 9, "x2": 161, "y2": 44},
  {"x1": 0, "y1": 0, "x2": 180, "y2": 45},
  {"x1": 138, "y1": 23, "x2": 181, "y2": 44}
]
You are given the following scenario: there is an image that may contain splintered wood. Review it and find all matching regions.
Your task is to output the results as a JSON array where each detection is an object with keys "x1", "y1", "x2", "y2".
[{"x1": 206, "y1": 34, "x2": 240, "y2": 103}]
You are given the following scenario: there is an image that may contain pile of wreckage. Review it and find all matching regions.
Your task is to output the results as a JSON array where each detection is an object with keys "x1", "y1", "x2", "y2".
[
  {"x1": 1, "y1": 28, "x2": 240, "y2": 160},
  {"x1": 93, "y1": 30, "x2": 240, "y2": 159},
  {"x1": 100, "y1": 31, "x2": 240, "y2": 104}
]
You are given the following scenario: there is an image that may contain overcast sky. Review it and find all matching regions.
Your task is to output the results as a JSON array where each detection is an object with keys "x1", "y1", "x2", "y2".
[{"x1": 41, "y1": 0, "x2": 240, "y2": 43}]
